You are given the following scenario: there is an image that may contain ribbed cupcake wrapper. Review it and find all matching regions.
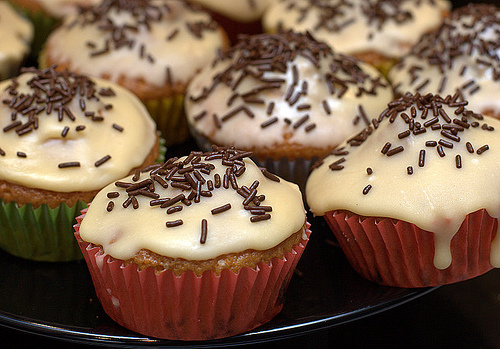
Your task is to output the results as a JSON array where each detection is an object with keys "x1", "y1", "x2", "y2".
[
  {"x1": 74, "y1": 213, "x2": 311, "y2": 340},
  {"x1": 252, "y1": 156, "x2": 317, "y2": 195},
  {"x1": 0, "y1": 199, "x2": 87, "y2": 262},
  {"x1": 189, "y1": 127, "x2": 315, "y2": 193},
  {"x1": 143, "y1": 95, "x2": 190, "y2": 147},
  {"x1": 325, "y1": 209, "x2": 496, "y2": 288}
]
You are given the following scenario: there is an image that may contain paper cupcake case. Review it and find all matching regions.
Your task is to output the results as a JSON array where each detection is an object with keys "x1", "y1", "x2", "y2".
[
  {"x1": 143, "y1": 94, "x2": 191, "y2": 147},
  {"x1": 189, "y1": 126, "x2": 316, "y2": 193},
  {"x1": 74, "y1": 213, "x2": 311, "y2": 341},
  {"x1": 0, "y1": 199, "x2": 87, "y2": 262},
  {"x1": 325, "y1": 209, "x2": 496, "y2": 288}
]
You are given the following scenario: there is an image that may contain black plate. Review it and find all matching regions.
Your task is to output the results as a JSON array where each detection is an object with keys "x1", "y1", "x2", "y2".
[{"x1": 0, "y1": 206, "x2": 435, "y2": 348}]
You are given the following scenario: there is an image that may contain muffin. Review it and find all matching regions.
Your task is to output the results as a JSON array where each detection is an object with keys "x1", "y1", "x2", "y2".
[
  {"x1": 0, "y1": 66, "x2": 159, "y2": 261},
  {"x1": 7, "y1": 0, "x2": 100, "y2": 59},
  {"x1": 306, "y1": 92, "x2": 500, "y2": 288},
  {"x1": 189, "y1": 0, "x2": 274, "y2": 44},
  {"x1": 39, "y1": 0, "x2": 229, "y2": 146},
  {"x1": 0, "y1": 1, "x2": 33, "y2": 80},
  {"x1": 262, "y1": 0, "x2": 451, "y2": 75},
  {"x1": 389, "y1": 3, "x2": 500, "y2": 119},
  {"x1": 185, "y1": 30, "x2": 393, "y2": 190},
  {"x1": 74, "y1": 146, "x2": 310, "y2": 340}
]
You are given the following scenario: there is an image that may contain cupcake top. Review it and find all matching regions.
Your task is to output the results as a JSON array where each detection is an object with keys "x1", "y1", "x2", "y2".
[
  {"x1": 389, "y1": 3, "x2": 500, "y2": 118},
  {"x1": 0, "y1": 1, "x2": 33, "y2": 80},
  {"x1": 42, "y1": 0, "x2": 227, "y2": 92},
  {"x1": 262, "y1": 0, "x2": 450, "y2": 60},
  {"x1": 78, "y1": 147, "x2": 306, "y2": 261},
  {"x1": 306, "y1": 92, "x2": 500, "y2": 270},
  {"x1": 0, "y1": 66, "x2": 157, "y2": 192},
  {"x1": 189, "y1": 0, "x2": 273, "y2": 22},
  {"x1": 185, "y1": 30, "x2": 393, "y2": 154}
]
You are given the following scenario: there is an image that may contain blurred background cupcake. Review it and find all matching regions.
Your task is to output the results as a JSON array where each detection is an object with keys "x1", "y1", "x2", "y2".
[
  {"x1": 7, "y1": 0, "x2": 100, "y2": 63},
  {"x1": 306, "y1": 92, "x2": 500, "y2": 287},
  {"x1": 0, "y1": 66, "x2": 159, "y2": 262},
  {"x1": 185, "y1": 30, "x2": 393, "y2": 191},
  {"x1": 0, "y1": 1, "x2": 33, "y2": 81},
  {"x1": 389, "y1": 3, "x2": 500, "y2": 119},
  {"x1": 262, "y1": 0, "x2": 451, "y2": 75},
  {"x1": 189, "y1": 0, "x2": 274, "y2": 44},
  {"x1": 39, "y1": 0, "x2": 229, "y2": 146},
  {"x1": 75, "y1": 147, "x2": 310, "y2": 340}
]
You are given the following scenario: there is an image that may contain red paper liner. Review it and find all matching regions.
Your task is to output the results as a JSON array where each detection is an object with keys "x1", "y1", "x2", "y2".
[
  {"x1": 325, "y1": 209, "x2": 496, "y2": 288},
  {"x1": 74, "y1": 212, "x2": 310, "y2": 340}
]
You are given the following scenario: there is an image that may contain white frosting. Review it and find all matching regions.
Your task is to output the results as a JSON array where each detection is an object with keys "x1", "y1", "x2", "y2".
[
  {"x1": 190, "y1": 0, "x2": 274, "y2": 22},
  {"x1": 42, "y1": 0, "x2": 227, "y2": 88},
  {"x1": 389, "y1": 4, "x2": 500, "y2": 118},
  {"x1": 262, "y1": 0, "x2": 450, "y2": 59},
  {"x1": 0, "y1": 71, "x2": 157, "y2": 192},
  {"x1": 306, "y1": 95, "x2": 500, "y2": 270},
  {"x1": 35, "y1": 0, "x2": 100, "y2": 18},
  {"x1": 185, "y1": 32, "x2": 393, "y2": 151},
  {"x1": 79, "y1": 153, "x2": 306, "y2": 261},
  {"x1": 0, "y1": 2, "x2": 33, "y2": 81}
]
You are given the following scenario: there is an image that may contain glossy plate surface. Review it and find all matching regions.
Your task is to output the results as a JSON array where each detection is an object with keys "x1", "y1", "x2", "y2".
[{"x1": 0, "y1": 209, "x2": 435, "y2": 348}]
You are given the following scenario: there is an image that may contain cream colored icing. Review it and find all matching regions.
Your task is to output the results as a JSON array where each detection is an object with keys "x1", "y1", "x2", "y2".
[
  {"x1": 262, "y1": 0, "x2": 450, "y2": 59},
  {"x1": 0, "y1": 2, "x2": 33, "y2": 81},
  {"x1": 306, "y1": 94, "x2": 500, "y2": 270},
  {"x1": 190, "y1": 0, "x2": 274, "y2": 22},
  {"x1": 0, "y1": 70, "x2": 157, "y2": 192},
  {"x1": 78, "y1": 151, "x2": 306, "y2": 261},
  {"x1": 185, "y1": 31, "x2": 393, "y2": 150},
  {"x1": 43, "y1": 0, "x2": 226, "y2": 88},
  {"x1": 35, "y1": 0, "x2": 100, "y2": 18},
  {"x1": 388, "y1": 4, "x2": 500, "y2": 118}
]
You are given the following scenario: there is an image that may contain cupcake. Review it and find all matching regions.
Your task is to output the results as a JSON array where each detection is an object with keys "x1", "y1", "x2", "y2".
[
  {"x1": 185, "y1": 30, "x2": 393, "y2": 190},
  {"x1": 39, "y1": 0, "x2": 229, "y2": 146},
  {"x1": 0, "y1": 1, "x2": 33, "y2": 80},
  {"x1": 262, "y1": 0, "x2": 451, "y2": 75},
  {"x1": 74, "y1": 146, "x2": 310, "y2": 340},
  {"x1": 306, "y1": 92, "x2": 500, "y2": 288},
  {"x1": 0, "y1": 66, "x2": 159, "y2": 262},
  {"x1": 7, "y1": 0, "x2": 100, "y2": 59},
  {"x1": 189, "y1": 0, "x2": 274, "y2": 44},
  {"x1": 389, "y1": 3, "x2": 500, "y2": 119}
]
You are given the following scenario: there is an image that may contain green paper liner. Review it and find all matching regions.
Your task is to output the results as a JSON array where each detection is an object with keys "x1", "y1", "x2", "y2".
[
  {"x1": 143, "y1": 94, "x2": 190, "y2": 147},
  {"x1": 0, "y1": 199, "x2": 87, "y2": 262}
]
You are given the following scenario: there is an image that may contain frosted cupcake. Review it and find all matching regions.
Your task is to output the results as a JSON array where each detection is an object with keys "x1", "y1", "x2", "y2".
[
  {"x1": 0, "y1": 1, "x2": 33, "y2": 80},
  {"x1": 389, "y1": 3, "x2": 500, "y2": 119},
  {"x1": 0, "y1": 66, "x2": 159, "y2": 261},
  {"x1": 263, "y1": 0, "x2": 451, "y2": 75},
  {"x1": 189, "y1": 0, "x2": 274, "y2": 43},
  {"x1": 185, "y1": 30, "x2": 393, "y2": 190},
  {"x1": 75, "y1": 146, "x2": 309, "y2": 340},
  {"x1": 39, "y1": 0, "x2": 229, "y2": 146},
  {"x1": 306, "y1": 92, "x2": 500, "y2": 287}
]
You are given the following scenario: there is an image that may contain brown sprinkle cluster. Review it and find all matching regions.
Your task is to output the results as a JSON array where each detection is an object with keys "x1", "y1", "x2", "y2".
[
  {"x1": 72, "y1": 0, "x2": 218, "y2": 84},
  {"x1": 189, "y1": 30, "x2": 387, "y2": 132},
  {"x1": 105, "y1": 146, "x2": 280, "y2": 245},
  {"x1": 278, "y1": 0, "x2": 438, "y2": 39},
  {"x1": 319, "y1": 93, "x2": 494, "y2": 195},
  {"x1": 393, "y1": 4, "x2": 500, "y2": 96},
  {"x1": 1, "y1": 66, "x2": 118, "y2": 169}
]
